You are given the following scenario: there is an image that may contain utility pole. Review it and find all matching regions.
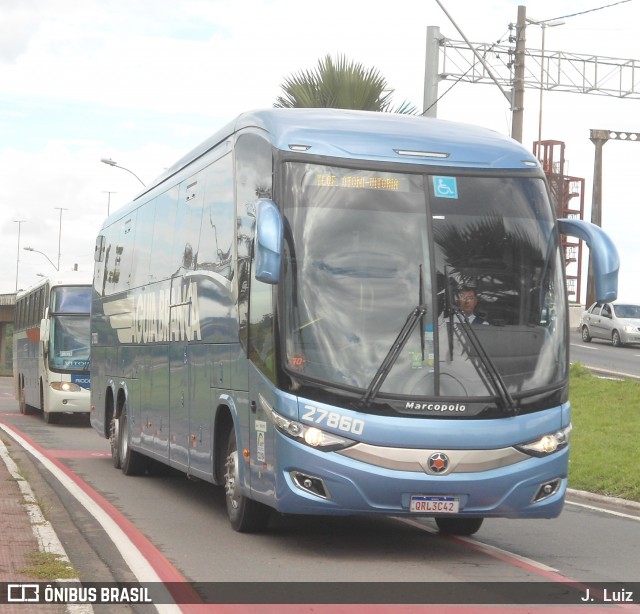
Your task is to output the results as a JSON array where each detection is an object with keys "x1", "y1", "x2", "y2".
[
  {"x1": 423, "y1": 26, "x2": 443, "y2": 118},
  {"x1": 14, "y1": 220, "x2": 26, "y2": 292},
  {"x1": 586, "y1": 129, "x2": 640, "y2": 306},
  {"x1": 102, "y1": 190, "x2": 116, "y2": 216},
  {"x1": 510, "y1": 5, "x2": 527, "y2": 143},
  {"x1": 54, "y1": 207, "x2": 68, "y2": 272},
  {"x1": 585, "y1": 130, "x2": 608, "y2": 307},
  {"x1": 432, "y1": 0, "x2": 512, "y2": 113}
]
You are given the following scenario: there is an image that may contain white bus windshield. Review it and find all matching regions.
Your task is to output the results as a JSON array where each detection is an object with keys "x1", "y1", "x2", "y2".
[
  {"x1": 281, "y1": 163, "x2": 567, "y2": 414},
  {"x1": 49, "y1": 286, "x2": 91, "y2": 372}
]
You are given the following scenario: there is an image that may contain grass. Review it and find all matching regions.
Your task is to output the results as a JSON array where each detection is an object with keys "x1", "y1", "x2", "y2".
[
  {"x1": 20, "y1": 552, "x2": 78, "y2": 580},
  {"x1": 568, "y1": 362, "x2": 640, "y2": 502}
]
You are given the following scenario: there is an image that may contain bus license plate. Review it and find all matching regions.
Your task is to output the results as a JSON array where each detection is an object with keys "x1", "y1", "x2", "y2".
[{"x1": 410, "y1": 495, "x2": 459, "y2": 513}]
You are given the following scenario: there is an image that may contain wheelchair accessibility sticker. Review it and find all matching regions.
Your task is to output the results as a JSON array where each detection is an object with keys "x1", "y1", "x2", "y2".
[{"x1": 433, "y1": 176, "x2": 458, "y2": 199}]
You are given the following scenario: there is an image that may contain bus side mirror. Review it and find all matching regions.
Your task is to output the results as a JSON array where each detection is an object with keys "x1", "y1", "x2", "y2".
[
  {"x1": 254, "y1": 199, "x2": 283, "y2": 284},
  {"x1": 557, "y1": 218, "x2": 619, "y2": 303},
  {"x1": 40, "y1": 317, "x2": 49, "y2": 353}
]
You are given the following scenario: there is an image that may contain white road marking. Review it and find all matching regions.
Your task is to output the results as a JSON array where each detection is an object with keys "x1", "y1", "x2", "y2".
[
  {"x1": 566, "y1": 500, "x2": 640, "y2": 521},
  {"x1": 0, "y1": 422, "x2": 180, "y2": 614}
]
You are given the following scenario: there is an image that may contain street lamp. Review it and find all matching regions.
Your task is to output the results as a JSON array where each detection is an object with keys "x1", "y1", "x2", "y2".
[
  {"x1": 526, "y1": 17, "x2": 565, "y2": 144},
  {"x1": 100, "y1": 158, "x2": 146, "y2": 187},
  {"x1": 13, "y1": 219, "x2": 26, "y2": 292},
  {"x1": 23, "y1": 247, "x2": 58, "y2": 271},
  {"x1": 54, "y1": 207, "x2": 68, "y2": 271}
]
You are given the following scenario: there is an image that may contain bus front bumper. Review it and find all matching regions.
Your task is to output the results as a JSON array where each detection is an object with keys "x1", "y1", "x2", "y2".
[
  {"x1": 261, "y1": 433, "x2": 568, "y2": 520},
  {"x1": 47, "y1": 384, "x2": 91, "y2": 414}
]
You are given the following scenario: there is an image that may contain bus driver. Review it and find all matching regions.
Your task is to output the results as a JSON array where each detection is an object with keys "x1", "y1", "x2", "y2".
[{"x1": 456, "y1": 287, "x2": 489, "y2": 325}]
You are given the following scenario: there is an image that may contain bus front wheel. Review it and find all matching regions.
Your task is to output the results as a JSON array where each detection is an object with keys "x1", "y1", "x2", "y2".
[
  {"x1": 224, "y1": 428, "x2": 271, "y2": 533},
  {"x1": 43, "y1": 410, "x2": 58, "y2": 424},
  {"x1": 435, "y1": 517, "x2": 484, "y2": 536}
]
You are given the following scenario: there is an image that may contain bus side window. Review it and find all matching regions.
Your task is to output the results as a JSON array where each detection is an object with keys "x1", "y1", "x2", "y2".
[
  {"x1": 198, "y1": 154, "x2": 234, "y2": 280},
  {"x1": 150, "y1": 187, "x2": 179, "y2": 282},
  {"x1": 94, "y1": 235, "x2": 105, "y2": 262}
]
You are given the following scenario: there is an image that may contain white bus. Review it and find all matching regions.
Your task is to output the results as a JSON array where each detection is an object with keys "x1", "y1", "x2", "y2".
[{"x1": 13, "y1": 271, "x2": 92, "y2": 423}]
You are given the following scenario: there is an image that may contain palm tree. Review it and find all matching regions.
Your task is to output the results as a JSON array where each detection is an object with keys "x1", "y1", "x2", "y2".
[{"x1": 274, "y1": 54, "x2": 417, "y2": 114}]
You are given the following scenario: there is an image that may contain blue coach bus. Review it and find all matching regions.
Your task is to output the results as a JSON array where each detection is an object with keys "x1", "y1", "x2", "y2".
[{"x1": 90, "y1": 109, "x2": 618, "y2": 534}]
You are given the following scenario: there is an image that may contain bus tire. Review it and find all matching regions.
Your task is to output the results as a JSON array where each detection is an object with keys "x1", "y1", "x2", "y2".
[
  {"x1": 435, "y1": 517, "x2": 484, "y2": 536},
  {"x1": 224, "y1": 427, "x2": 271, "y2": 533},
  {"x1": 118, "y1": 410, "x2": 146, "y2": 476},
  {"x1": 40, "y1": 384, "x2": 57, "y2": 423},
  {"x1": 110, "y1": 415, "x2": 121, "y2": 469},
  {"x1": 18, "y1": 386, "x2": 33, "y2": 415}
]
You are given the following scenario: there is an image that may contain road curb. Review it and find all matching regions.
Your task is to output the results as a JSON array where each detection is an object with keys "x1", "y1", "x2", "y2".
[
  {"x1": 0, "y1": 427, "x2": 93, "y2": 614},
  {"x1": 0, "y1": 434, "x2": 75, "y2": 570},
  {"x1": 567, "y1": 488, "x2": 640, "y2": 512}
]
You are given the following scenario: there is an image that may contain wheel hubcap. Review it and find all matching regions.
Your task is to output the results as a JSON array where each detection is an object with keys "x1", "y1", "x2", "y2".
[{"x1": 225, "y1": 450, "x2": 240, "y2": 510}]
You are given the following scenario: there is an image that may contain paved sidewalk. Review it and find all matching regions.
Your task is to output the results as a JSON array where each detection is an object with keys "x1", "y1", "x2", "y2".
[{"x1": 0, "y1": 434, "x2": 68, "y2": 613}]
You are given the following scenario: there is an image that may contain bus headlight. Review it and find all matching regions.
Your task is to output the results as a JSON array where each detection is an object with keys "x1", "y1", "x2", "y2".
[
  {"x1": 270, "y1": 408, "x2": 355, "y2": 451},
  {"x1": 50, "y1": 382, "x2": 83, "y2": 393},
  {"x1": 516, "y1": 424, "x2": 572, "y2": 457}
]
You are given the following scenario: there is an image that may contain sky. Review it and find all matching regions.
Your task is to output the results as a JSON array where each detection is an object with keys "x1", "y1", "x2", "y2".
[{"x1": 1, "y1": 0, "x2": 639, "y2": 303}]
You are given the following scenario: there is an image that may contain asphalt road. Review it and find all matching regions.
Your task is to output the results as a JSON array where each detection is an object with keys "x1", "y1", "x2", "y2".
[
  {"x1": 1, "y1": 376, "x2": 639, "y2": 612},
  {"x1": 569, "y1": 329, "x2": 640, "y2": 378}
]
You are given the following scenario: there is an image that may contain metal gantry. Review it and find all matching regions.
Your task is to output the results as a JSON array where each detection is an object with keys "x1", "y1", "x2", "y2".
[{"x1": 437, "y1": 39, "x2": 640, "y2": 100}]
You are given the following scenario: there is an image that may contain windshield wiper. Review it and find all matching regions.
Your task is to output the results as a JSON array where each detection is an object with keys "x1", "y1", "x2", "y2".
[
  {"x1": 449, "y1": 308, "x2": 517, "y2": 415},
  {"x1": 419, "y1": 264, "x2": 426, "y2": 362},
  {"x1": 359, "y1": 304, "x2": 428, "y2": 407},
  {"x1": 443, "y1": 268, "x2": 517, "y2": 415},
  {"x1": 359, "y1": 266, "x2": 428, "y2": 407}
]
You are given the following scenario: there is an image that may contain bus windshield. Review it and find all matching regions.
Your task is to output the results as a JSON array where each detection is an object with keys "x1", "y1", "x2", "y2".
[
  {"x1": 281, "y1": 163, "x2": 567, "y2": 414},
  {"x1": 49, "y1": 286, "x2": 92, "y2": 372}
]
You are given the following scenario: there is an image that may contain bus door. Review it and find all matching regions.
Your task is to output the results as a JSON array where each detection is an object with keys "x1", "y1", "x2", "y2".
[
  {"x1": 248, "y1": 363, "x2": 277, "y2": 500},
  {"x1": 246, "y1": 273, "x2": 278, "y2": 499}
]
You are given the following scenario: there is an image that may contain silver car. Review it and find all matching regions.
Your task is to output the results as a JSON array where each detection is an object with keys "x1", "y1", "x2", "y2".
[{"x1": 580, "y1": 302, "x2": 640, "y2": 347}]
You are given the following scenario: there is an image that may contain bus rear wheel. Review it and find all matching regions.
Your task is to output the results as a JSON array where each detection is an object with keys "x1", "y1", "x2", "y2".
[
  {"x1": 117, "y1": 410, "x2": 146, "y2": 476},
  {"x1": 110, "y1": 414, "x2": 121, "y2": 469},
  {"x1": 435, "y1": 517, "x2": 484, "y2": 536},
  {"x1": 224, "y1": 428, "x2": 271, "y2": 533},
  {"x1": 18, "y1": 386, "x2": 33, "y2": 415}
]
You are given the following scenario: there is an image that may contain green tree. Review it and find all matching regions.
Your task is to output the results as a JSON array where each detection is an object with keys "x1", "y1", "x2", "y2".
[{"x1": 274, "y1": 54, "x2": 417, "y2": 114}]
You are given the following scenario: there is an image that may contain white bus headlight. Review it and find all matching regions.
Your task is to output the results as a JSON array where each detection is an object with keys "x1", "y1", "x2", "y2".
[
  {"x1": 50, "y1": 381, "x2": 83, "y2": 393},
  {"x1": 516, "y1": 424, "x2": 572, "y2": 457},
  {"x1": 270, "y1": 409, "x2": 355, "y2": 451}
]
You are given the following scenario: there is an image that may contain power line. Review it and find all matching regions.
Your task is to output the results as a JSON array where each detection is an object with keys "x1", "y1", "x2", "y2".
[{"x1": 541, "y1": 0, "x2": 632, "y2": 24}]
